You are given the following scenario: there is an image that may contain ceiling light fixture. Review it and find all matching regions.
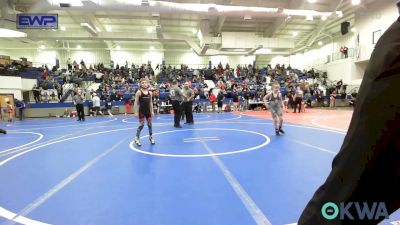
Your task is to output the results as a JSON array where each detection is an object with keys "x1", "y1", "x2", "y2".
[
  {"x1": 351, "y1": 0, "x2": 361, "y2": 5},
  {"x1": 105, "y1": 25, "x2": 112, "y2": 32},
  {"x1": 50, "y1": 0, "x2": 83, "y2": 7},
  {"x1": 244, "y1": 15, "x2": 252, "y2": 20},
  {"x1": 321, "y1": 15, "x2": 327, "y2": 21},
  {"x1": 336, "y1": 11, "x2": 343, "y2": 18},
  {"x1": 308, "y1": 0, "x2": 317, "y2": 3},
  {"x1": 318, "y1": 41, "x2": 323, "y2": 46},
  {"x1": 0, "y1": 28, "x2": 27, "y2": 38},
  {"x1": 60, "y1": 25, "x2": 66, "y2": 31},
  {"x1": 255, "y1": 48, "x2": 272, "y2": 54},
  {"x1": 149, "y1": 46, "x2": 154, "y2": 50},
  {"x1": 293, "y1": 31, "x2": 299, "y2": 37},
  {"x1": 116, "y1": 45, "x2": 121, "y2": 50},
  {"x1": 147, "y1": 27, "x2": 153, "y2": 33},
  {"x1": 77, "y1": 45, "x2": 81, "y2": 49}
]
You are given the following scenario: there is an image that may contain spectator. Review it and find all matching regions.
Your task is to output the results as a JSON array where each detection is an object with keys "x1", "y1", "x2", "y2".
[
  {"x1": 242, "y1": 88, "x2": 250, "y2": 110},
  {"x1": 336, "y1": 79, "x2": 343, "y2": 92},
  {"x1": 92, "y1": 93, "x2": 103, "y2": 116},
  {"x1": 104, "y1": 96, "x2": 113, "y2": 117},
  {"x1": 330, "y1": 90, "x2": 337, "y2": 108},
  {"x1": 42, "y1": 90, "x2": 49, "y2": 103},
  {"x1": 6, "y1": 101, "x2": 14, "y2": 122},
  {"x1": 32, "y1": 84, "x2": 41, "y2": 103},
  {"x1": 14, "y1": 99, "x2": 26, "y2": 121},
  {"x1": 217, "y1": 90, "x2": 225, "y2": 113},
  {"x1": 67, "y1": 58, "x2": 72, "y2": 71},
  {"x1": 293, "y1": 86, "x2": 303, "y2": 113},
  {"x1": 349, "y1": 90, "x2": 357, "y2": 107},
  {"x1": 231, "y1": 89, "x2": 239, "y2": 111},
  {"x1": 209, "y1": 89, "x2": 216, "y2": 112},
  {"x1": 56, "y1": 83, "x2": 63, "y2": 101},
  {"x1": 125, "y1": 97, "x2": 132, "y2": 115},
  {"x1": 343, "y1": 46, "x2": 349, "y2": 58}
]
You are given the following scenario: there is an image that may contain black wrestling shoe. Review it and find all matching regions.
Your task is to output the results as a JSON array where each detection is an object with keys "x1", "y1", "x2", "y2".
[
  {"x1": 275, "y1": 129, "x2": 280, "y2": 136},
  {"x1": 279, "y1": 128, "x2": 285, "y2": 134}
]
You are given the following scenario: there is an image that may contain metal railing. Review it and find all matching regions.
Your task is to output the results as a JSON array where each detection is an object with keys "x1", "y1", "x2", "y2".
[{"x1": 313, "y1": 48, "x2": 355, "y2": 66}]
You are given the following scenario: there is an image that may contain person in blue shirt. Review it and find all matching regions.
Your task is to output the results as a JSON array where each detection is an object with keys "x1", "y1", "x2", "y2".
[{"x1": 14, "y1": 99, "x2": 26, "y2": 121}]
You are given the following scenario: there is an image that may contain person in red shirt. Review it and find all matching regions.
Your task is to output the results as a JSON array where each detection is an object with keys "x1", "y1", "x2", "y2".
[
  {"x1": 209, "y1": 89, "x2": 216, "y2": 112},
  {"x1": 236, "y1": 65, "x2": 241, "y2": 78},
  {"x1": 125, "y1": 98, "x2": 132, "y2": 115},
  {"x1": 42, "y1": 70, "x2": 49, "y2": 80}
]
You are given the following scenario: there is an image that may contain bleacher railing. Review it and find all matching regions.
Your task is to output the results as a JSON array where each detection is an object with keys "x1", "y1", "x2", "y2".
[{"x1": 313, "y1": 48, "x2": 355, "y2": 66}]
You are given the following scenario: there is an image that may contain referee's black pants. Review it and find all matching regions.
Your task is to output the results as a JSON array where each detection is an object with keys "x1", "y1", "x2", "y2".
[
  {"x1": 172, "y1": 100, "x2": 182, "y2": 127},
  {"x1": 76, "y1": 103, "x2": 85, "y2": 121},
  {"x1": 183, "y1": 101, "x2": 193, "y2": 123},
  {"x1": 293, "y1": 97, "x2": 302, "y2": 113}
]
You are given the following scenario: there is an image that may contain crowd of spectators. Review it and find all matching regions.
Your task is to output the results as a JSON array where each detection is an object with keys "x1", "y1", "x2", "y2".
[{"x1": 2, "y1": 56, "x2": 353, "y2": 110}]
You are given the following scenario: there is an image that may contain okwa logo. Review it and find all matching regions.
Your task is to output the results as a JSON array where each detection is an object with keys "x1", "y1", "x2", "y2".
[{"x1": 322, "y1": 202, "x2": 389, "y2": 220}]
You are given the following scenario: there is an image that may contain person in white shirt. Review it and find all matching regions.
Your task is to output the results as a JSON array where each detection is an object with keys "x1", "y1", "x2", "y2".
[
  {"x1": 92, "y1": 93, "x2": 103, "y2": 116},
  {"x1": 67, "y1": 58, "x2": 72, "y2": 71}
]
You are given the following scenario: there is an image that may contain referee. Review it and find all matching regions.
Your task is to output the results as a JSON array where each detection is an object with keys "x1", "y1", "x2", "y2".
[
  {"x1": 73, "y1": 90, "x2": 85, "y2": 122},
  {"x1": 182, "y1": 81, "x2": 195, "y2": 125},
  {"x1": 169, "y1": 80, "x2": 183, "y2": 128}
]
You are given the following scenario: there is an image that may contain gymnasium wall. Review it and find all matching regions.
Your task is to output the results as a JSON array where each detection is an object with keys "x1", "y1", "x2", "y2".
[
  {"x1": 209, "y1": 55, "x2": 256, "y2": 68},
  {"x1": 110, "y1": 50, "x2": 163, "y2": 68},
  {"x1": 164, "y1": 51, "x2": 209, "y2": 68},
  {"x1": 0, "y1": 76, "x2": 37, "y2": 100},
  {"x1": 0, "y1": 76, "x2": 23, "y2": 99},
  {"x1": 354, "y1": 0, "x2": 398, "y2": 62},
  {"x1": 269, "y1": 0, "x2": 398, "y2": 83},
  {"x1": 59, "y1": 50, "x2": 111, "y2": 68}
]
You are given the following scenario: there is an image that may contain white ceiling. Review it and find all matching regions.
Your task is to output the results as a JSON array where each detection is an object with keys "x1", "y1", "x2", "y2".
[{"x1": 1, "y1": 0, "x2": 364, "y2": 54}]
